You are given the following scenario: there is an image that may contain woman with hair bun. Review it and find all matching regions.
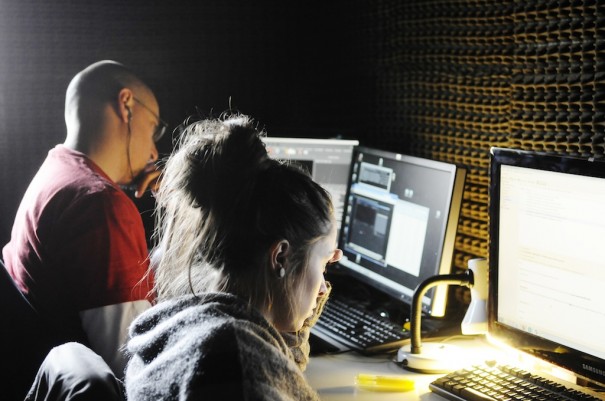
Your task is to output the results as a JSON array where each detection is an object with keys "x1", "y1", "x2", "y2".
[{"x1": 125, "y1": 114, "x2": 342, "y2": 400}]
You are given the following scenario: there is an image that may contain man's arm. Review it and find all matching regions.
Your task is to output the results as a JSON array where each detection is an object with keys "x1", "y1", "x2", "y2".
[
  {"x1": 80, "y1": 300, "x2": 151, "y2": 378},
  {"x1": 60, "y1": 187, "x2": 154, "y2": 377}
]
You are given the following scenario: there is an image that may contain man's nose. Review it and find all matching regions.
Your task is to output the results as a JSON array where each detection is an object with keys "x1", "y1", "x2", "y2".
[{"x1": 149, "y1": 143, "x2": 159, "y2": 162}]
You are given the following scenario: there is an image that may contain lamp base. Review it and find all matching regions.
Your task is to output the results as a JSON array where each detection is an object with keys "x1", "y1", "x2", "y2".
[{"x1": 396, "y1": 343, "x2": 465, "y2": 374}]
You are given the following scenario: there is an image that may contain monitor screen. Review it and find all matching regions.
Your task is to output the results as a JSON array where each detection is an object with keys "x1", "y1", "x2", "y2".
[
  {"x1": 262, "y1": 137, "x2": 359, "y2": 231},
  {"x1": 334, "y1": 146, "x2": 466, "y2": 316},
  {"x1": 489, "y1": 147, "x2": 605, "y2": 387}
]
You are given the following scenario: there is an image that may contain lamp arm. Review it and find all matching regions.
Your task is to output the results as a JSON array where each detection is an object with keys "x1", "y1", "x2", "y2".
[{"x1": 410, "y1": 271, "x2": 474, "y2": 354}]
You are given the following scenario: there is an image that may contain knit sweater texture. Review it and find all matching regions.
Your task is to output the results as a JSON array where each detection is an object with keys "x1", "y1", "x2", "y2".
[{"x1": 125, "y1": 292, "x2": 322, "y2": 401}]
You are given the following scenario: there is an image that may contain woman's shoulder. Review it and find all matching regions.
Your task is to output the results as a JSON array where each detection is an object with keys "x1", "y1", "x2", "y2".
[
  {"x1": 127, "y1": 293, "x2": 319, "y2": 401},
  {"x1": 131, "y1": 292, "x2": 280, "y2": 345}
]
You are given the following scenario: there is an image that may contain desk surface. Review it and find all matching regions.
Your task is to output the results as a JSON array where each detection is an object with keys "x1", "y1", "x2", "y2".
[
  {"x1": 305, "y1": 336, "x2": 501, "y2": 401},
  {"x1": 305, "y1": 352, "x2": 440, "y2": 400}
]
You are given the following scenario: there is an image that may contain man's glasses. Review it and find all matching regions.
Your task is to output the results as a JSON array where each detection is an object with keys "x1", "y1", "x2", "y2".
[{"x1": 134, "y1": 97, "x2": 168, "y2": 142}]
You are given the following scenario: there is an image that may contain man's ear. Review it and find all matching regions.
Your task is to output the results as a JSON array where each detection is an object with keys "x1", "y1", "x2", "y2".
[
  {"x1": 269, "y1": 239, "x2": 290, "y2": 275},
  {"x1": 117, "y1": 88, "x2": 134, "y2": 124}
]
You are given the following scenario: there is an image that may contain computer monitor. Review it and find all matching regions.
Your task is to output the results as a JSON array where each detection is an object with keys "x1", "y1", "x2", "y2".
[
  {"x1": 489, "y1": 147, "x2": 605, "y2": 387},
  {"x1": 262, "y1": 137, "x2": 359, "y2": 230},
  {"x1": 334, "y1": 146, "x2": 467, "y2": 317}
]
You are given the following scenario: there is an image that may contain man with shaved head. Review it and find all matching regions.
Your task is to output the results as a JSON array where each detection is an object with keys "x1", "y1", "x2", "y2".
[{"x1": 3, "y1": 60, "x2": 164, "y2": 378}]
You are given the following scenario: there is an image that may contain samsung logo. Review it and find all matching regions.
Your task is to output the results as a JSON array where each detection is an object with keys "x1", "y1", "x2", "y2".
[{"x1": 582, "y1": 364, "x2": 605, "y2": 377}]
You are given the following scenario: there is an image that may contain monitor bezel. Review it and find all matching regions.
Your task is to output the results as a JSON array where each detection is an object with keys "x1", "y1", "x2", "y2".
[
  {"x1": 488, "y1": 146, "x2": 605, "y2": 387},
  {"x1": 262, "y1": 137, "x2": 360, "y2": 147},
  {"x1": 334, "y1": 145, "x2": 467, "y2": 317}
]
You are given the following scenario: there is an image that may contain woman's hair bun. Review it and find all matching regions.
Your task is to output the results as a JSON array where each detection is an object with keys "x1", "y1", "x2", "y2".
[{"x1": 175, "y1": 114, "x2": 270, "y2": 213}]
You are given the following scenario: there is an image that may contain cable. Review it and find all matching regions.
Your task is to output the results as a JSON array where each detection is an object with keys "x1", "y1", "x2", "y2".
[{"x1": 126, "y1": 119, "x2": 135, "y2": 183}]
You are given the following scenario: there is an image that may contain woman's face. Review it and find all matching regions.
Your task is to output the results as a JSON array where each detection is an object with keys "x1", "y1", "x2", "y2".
[{"x1": 285, "y1": 218, "x2": 342, "y2": 332}]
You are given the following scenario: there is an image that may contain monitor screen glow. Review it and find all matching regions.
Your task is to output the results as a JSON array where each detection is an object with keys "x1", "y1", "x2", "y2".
[
  {"x1": 489, "y1": 147, "x2": 605, "y2": 387},
  {"x1": 336, "y1": 146, "x2": 467, "y2": 316}
]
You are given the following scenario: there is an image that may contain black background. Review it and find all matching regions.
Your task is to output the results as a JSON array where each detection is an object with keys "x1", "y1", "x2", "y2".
[{"x1": 0, "y1": 0, "x2": 373, "y2": 246}]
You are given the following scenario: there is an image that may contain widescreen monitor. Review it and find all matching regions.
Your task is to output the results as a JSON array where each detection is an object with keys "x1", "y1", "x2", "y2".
[
  {"x1": 489, "y1": 147, "x2": 605, "y2": 387},
  {"x1": 334, "y1": 146, "x2": 467, "y2": 316}
]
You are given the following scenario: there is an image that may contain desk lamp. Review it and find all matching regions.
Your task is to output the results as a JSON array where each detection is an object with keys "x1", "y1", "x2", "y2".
[
  {"x1": 396, "y1": 258, "x2": 488, "y2": 374},
  {"x1": 461, "y1": 258, "x2": 488, "y2": 335}
]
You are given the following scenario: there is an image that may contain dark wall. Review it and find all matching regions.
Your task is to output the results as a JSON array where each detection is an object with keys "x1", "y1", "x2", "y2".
[{"x1": 0, "y1": 0, "x2": 371, "y2": 247}]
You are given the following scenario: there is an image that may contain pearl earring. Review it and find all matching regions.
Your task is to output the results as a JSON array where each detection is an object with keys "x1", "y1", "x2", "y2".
[{"x1": 278, "y1": 267, "x2": 285, "y2": 278}]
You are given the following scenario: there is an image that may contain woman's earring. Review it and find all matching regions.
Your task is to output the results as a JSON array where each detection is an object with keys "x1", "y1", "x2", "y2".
[{"x1": 278, "y1": 267, "x2": 285, "y2": 278}]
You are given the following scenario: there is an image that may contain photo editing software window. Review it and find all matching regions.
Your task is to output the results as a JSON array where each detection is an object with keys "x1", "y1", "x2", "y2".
[
  {"x1": 262, "y1": 137, "x2": 359, "y2": 230},
  {"x1": 346, "y1": 162, "x2": 428, "y2": 277},
  {"x1": 497, "y1": 164, "x2": 605, "y2": 361},
  {"x1": 338, "y1": 147, "x2": 466, "y2": 316}
]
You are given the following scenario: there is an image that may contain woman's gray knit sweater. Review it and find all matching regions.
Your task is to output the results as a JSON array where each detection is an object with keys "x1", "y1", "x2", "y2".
[{"x1": 125, "y1": 292, "x2": 321, "y2": 401}]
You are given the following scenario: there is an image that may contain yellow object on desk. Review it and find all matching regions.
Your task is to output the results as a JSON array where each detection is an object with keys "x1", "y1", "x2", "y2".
[{"x1": 355, "y1": 374, "x2": 415, "y2": 392}]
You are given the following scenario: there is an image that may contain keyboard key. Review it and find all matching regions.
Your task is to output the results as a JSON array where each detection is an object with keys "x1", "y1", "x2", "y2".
[{"x1": 460, "y1": 387, "x2": 497, "y2": 401}]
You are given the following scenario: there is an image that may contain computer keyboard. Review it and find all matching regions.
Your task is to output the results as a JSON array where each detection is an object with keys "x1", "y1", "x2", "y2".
[
  {"x1": 430, "y1": 363, "x2": 602, "y2": 401},
  {"x1": 312, "y1": 297, "x2": 411, "y2": 353}
]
